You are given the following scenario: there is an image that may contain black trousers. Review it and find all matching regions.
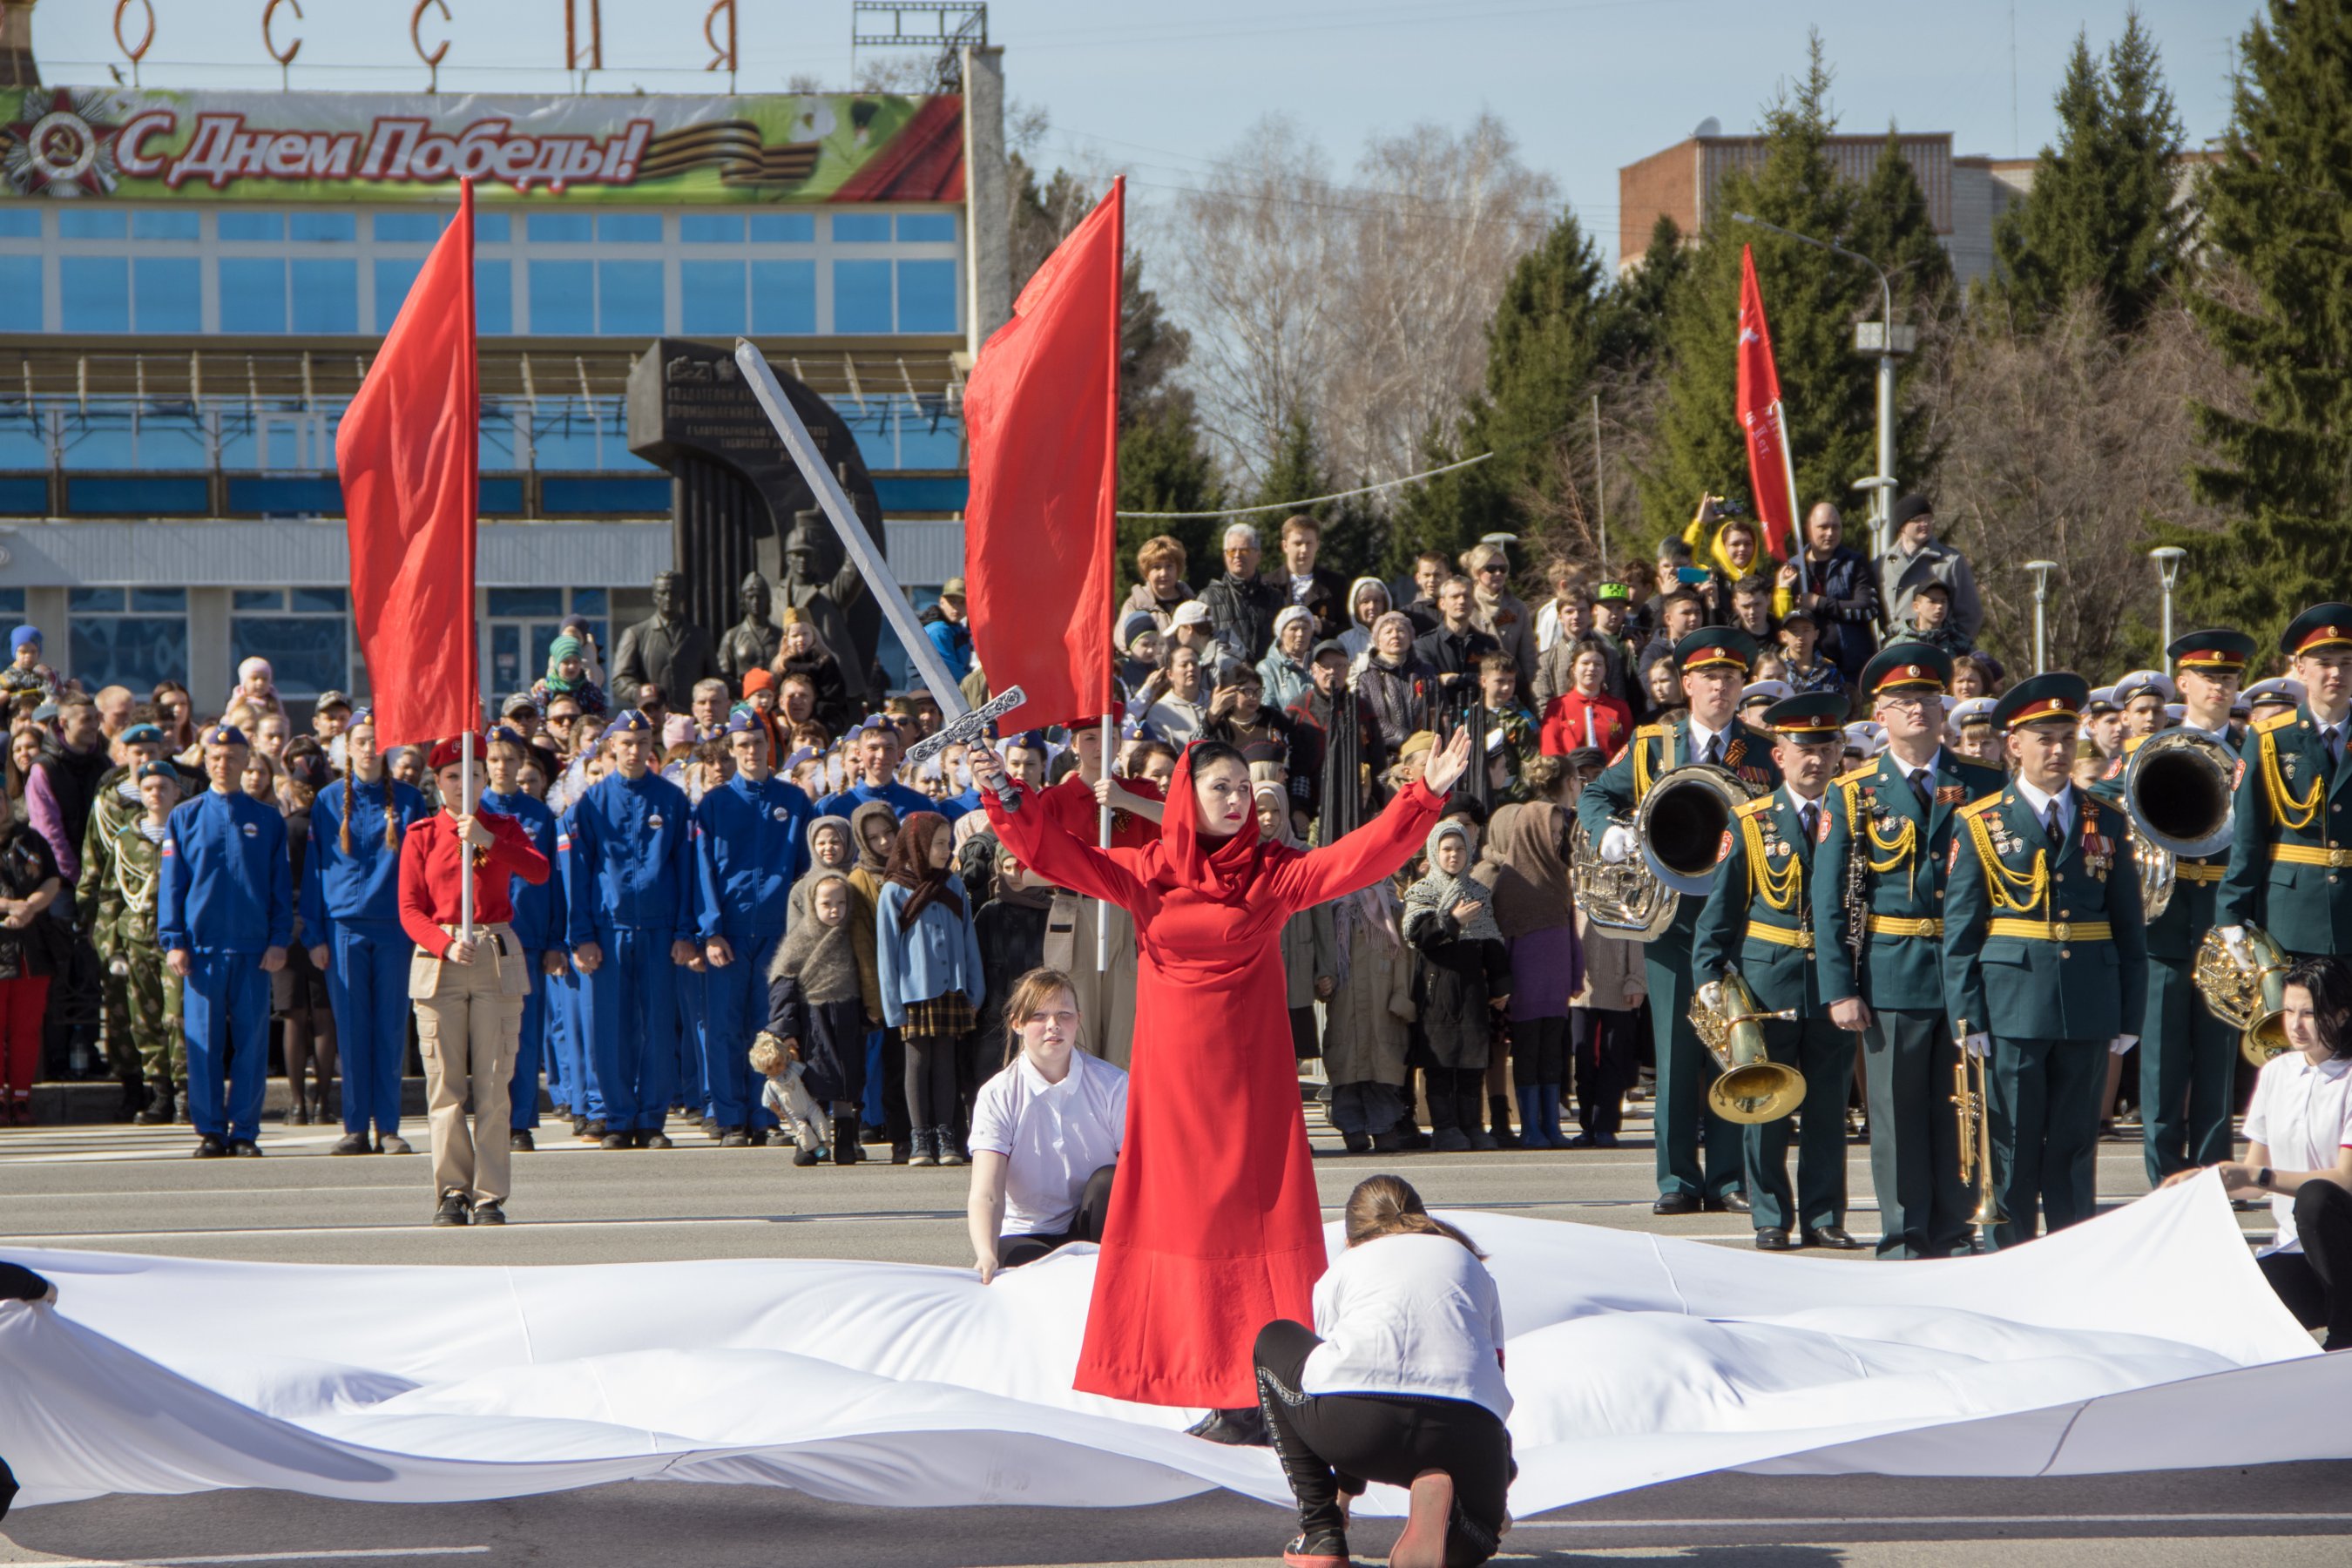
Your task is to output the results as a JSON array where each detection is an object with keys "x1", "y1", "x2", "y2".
[
  {"x1": 1570, "y1": 1007, "x2": 1639, "y2": 1138},
  {"x1": 903, "y1": 1033, "x2": 960, "y2": 1127},
  {"x1": 997, "y1": 1163, "x2": 1118, "y2": 1269},
  {"x1": 1253, "y1": 1318, "x2": 1512, "y2": 1565},
  {"x1": 1862, "y1": 1007, "x2": 1975, "y2": 1259},
  {"x1": 2258, "y1": 1179, "x2": 2352, "y2": 1349},
  {"x1": 1510, "y1": 1015, "x2": 1568, "y2": 1087}
]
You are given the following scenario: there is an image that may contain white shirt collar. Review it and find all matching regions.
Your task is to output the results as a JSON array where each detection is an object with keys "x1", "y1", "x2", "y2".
[
  {"x1": 1686, "y1": 715, "x2": 1728, "y2": 757},
  {"x1": 1782, "y1": 782, "x2": 1825, "y2": 814},
  {"x1": 2011, "y1": 774, "x2": 2072, "y2": 832},
  {"x1": 1017, "y1": 1049, "x2": 1081, "y2": 1096}
]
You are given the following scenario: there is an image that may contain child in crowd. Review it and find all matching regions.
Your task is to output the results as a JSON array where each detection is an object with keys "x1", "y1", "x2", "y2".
[
  {"x1": 1402, "y1": 821, "x2": 1510, "y2": 1152},
  {"x1": 760, "y1": 870, "x2": 869, "y2": 1164},
  {"x1": 1908, "y1": 580, "x2": 1973, "y2": 659},
  {"x1": 876, "y1": 813, "x2": 986, "y2": 1168},
  {"x1": 1776, "y1": 606, "x2": 1849, "y2": 706}
]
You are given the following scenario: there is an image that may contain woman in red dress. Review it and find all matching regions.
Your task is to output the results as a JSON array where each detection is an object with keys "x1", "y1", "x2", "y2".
[{"x1": 970, "y1": 728, "x2": 1472, "y2": 1436}]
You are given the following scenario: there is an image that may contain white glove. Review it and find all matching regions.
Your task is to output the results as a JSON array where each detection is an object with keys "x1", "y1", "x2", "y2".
[
  {"x1": 2220, "y1": 925, "x2": 2249, "y2": 963},
  {"x1": 1598, "y1": 823, "x2": 1638, "y2": 864},
  {"x1": 1962, "y1": 1032, "x2": 1990, "y2": 1059},
  {"x1": 2110, "y1": 1034, "x2": 2139, "y2": 1057}
]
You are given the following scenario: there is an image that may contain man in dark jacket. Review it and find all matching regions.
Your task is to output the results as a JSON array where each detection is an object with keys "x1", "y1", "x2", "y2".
[
  {"x1": 1197, "y1": 521, "x2": 1286, "y2": 664},
  {"x1": 1267, "y1": 514, "x2": 1353, "y2": 643},
  {"x1": 1778, "y1": 503, "x2": 1881, "y2": 690},
  {"x1": 1286, "y1": 643, "x2": 1387, "y2": 834}
]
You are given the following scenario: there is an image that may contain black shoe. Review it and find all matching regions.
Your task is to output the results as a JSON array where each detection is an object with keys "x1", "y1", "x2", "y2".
[
  {"x1": 288, "y1": 1099, "x2": 311, "y2": 1126},
  {"x1": 193, "y1": 1134, "x2": 227, "y2": 1159},
  {"x1": 640, "y1": 1130, "x2": 673, "y2": 1150},
  {"x1": 1707, "y1": 1191, "x2": 1752, "y2": 1215},
  {"x1": 1184, "y1": 1406, "x2": 1270, "y2": 1446},
  {"x1": 118, "y1": 1078, "x2": 146, "y2": 1122},
  {"x1": 1369, "y1": 1127, "x2": 1413, "y2": 1153},
  {"x1": 1592, "y1": 1130, "x2": 1621, "y2": 1149},
  {"x1": 1804, "y1": 1226, "x2": 1867, "y2": 1250},
  {"x1": 890, "y1": 1141, "x2": 912, "y2": 1165},
  {"x1": 227, "y1": 1138, "x2": 263, "y2": 1157},
  {"x1": 701, "y1": 1116, "x2": 720, "y2": 1141},
  {"x1": 331, "y1": 1132, "x2": 371, "y2": 1155},
  {"x1": 376, "y1": 1132, "x2": 412, "y2": 1156},
  {"x1": 1652, "y1": 1193, "x2": 1701, "y2": 1215},
  {"x1": 433, "y1": 1192, "x2": 471, "y2": 1227},
  {"x1": 767, "y1": 1126, "x2": 796, "y2": 1147},
  {"x1": 580, "y1": 1119, "x2": 606, "y2": 1142},
  {"x1": 1755, "y1": 1227, "x2": 1797, "y2": 1251},
  {"x1": 136, "y1": 1085, "x2": 175, "y2": 1125},
  {"x1": 1281, "y1": 1530, "x2": 1352, "y2": 1568},
  {"x1": 793, "y1": 1146, "x2": 821, "y2": 1166},
  {"x1": 510, "y1": 1129, "x2": 535, "y2": 1152},
  {"x1": 722, "y1": 1128, "x2": 752, "y2": 1148},
  {"x1": 1341, "y1": 1130, "x2": 1372, "y2": 1153},
  {"x1": 471, "y1": 1200, "x2": 506, "y2": 1226},
  {"x1": 572, "y1": 1115, "x2": 591, "y2": 1137},
  {"x1": 599, "y1": 1132, "x2": 631, "y2": 1150}
]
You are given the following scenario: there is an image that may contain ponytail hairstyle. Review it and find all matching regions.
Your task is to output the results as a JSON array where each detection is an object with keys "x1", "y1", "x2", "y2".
[
  {"x1": 1342, "y1": 1174, "x2": 1484, "y2": 1258},
  {"x1": 999, "y1": 966, "x2": 1085, "y2": 1070}
]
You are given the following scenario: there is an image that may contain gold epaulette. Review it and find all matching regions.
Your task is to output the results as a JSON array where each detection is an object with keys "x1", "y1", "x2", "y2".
[
  {"x1": 2121, "y1": 733, "x2": 2146, "y2": 758},
  {"x1": 2254, "y1": 710, "x2": 2298, "y2": 734},
  {"x1": 1832, "y1": 762, "x2": 1878, "y2": 787},
  {"x1": 1957, "y1": 791, "x2": 2005, "y2": 819},
  {"x1": 1734, "y1": 794, "x2": 1777, "y2": 819},
  {"x1": 1634, "y1": 723, "x2": 1666, "y2": 740}
]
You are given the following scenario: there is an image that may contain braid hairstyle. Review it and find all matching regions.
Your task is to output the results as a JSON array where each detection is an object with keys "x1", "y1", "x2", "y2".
[
  {"x1": 382, "y1": 781, "x2": 400, "y2": 851},
  {"x1": 1341, "y1": 1173, "x2": 1485, "y2": 1258}
]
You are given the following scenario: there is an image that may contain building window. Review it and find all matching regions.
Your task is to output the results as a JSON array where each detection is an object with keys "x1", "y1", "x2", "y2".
[
  {"x1": 750, "y1": 213, "x2": 816, "y2": 243},
  {"x1": 897, "y1": 259, "x2": 957, "y2": 333},
  {"x1": 680, "y1": 260, "x2": 747, "y2": 335},
  {"x1": 230, "y1": 587, "x2": 349, "y2": 699},
  {"x1": 898, "y1": 213, "x2": 957, "y2": 243},
  {"x1": 597, "y1": 259, "x2": 663, "y2": 335},
  {"x1": 290, "y1": 212, "x2": 356, "y2": 243},
  {"x1": 375, "y1": 212, "x2": 445, "y2": 243},
  {"x1": 529, "y1": 260, "x2": 594, "y2": 334},
  {"x1": 69, "y1": 586, "x2": 188, "y2": 692},
  {"x1": 219, "y1": 258, "x2": 287, "y2": 333},
  {"x1": 597, "y1": 213, "x2": 662, "y2": 244},
  {"x1": 528, "y1": 213, "x2": 593, "y2": 244},
  {"x1": 0, "y1": 586, "x2": 25, "y2": 652},
  {"x1": 375, "y1": 257, "x2": 422, "y2": 330},
  {"x1": 132, "y1": 210, "x2": 201, "y2": 241},
  {"x1": 60, "y1": 256, "x2": 130, "y2": 334},
  {"x1": 751, "y1": 260, "x2": 815, "y2": 334},
  {"x1": 132, "y1": 257, "x2": 202, "y2": 333},
  {"x1": 833, "y1": 213, "x2": 890, "y2": 244},
  {"x1": 834, "y1": 259, "x2": 892, "y2": 333},
  {"x1": 682, "y1": 214, "x2": 743, "y2": 244},
  {"x1": 475, "y1": 260, "x2": 515, "y2": 335},
  {"x1": 290, "y1": 258, "x2": 359, "y2": 333},
  {"x1": 218, "y1": 213, "x2": 285, "y2": 241},
  {"x1": 58, "y1": 210, "x2": 127, "y2": 240},
  {"x1": 485, "y1": 586, "x2": 610, "y2": 701}
]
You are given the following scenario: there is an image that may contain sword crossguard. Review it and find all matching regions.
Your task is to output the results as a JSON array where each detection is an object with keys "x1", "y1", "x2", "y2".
[{"x1": 905, "y1": 685, "x2": 1029, "y2": 813}]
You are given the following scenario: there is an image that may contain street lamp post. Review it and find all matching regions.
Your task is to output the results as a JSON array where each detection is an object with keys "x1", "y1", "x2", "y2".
[
  {"x1": 2151, "y1": 547, "x2": 2187, "y2": 675},
  {"x1": 1732, "y1": 213, "x2": 1911, "y2": 558},
  {"x1": 2026, "y1": 560, "x2": 2059, "y2": 674}
]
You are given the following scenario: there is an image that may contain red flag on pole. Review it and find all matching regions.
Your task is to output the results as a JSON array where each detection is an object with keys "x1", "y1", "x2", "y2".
[
  {"x1": 963, "y1": 177, "x2": 1122, "y2": 733},
  {"x1": 337, "y1": 179, "x2": 479, "y2": 747},
  {"x1": 1734, "y1": 243, "x2": 1801, "y2": 564}
]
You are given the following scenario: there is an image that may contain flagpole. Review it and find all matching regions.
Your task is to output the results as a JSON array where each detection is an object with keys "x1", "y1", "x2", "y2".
[
  {"x1": 1772, "y1": 400, "x2": 1808, "y2": 598},
  {"x1": 1095, "y1": 178, "x2": 1124, "y2": 977},
  {"x1": 460, "y1": 727, "x2": 476, "y2": 944},
  {"x1": 458, "y1": 176, "x2": 478, "y2": 947}
]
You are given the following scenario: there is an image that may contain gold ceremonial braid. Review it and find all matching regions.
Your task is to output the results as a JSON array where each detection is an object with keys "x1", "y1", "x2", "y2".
[
  {"x1": 1632, "y1": 726, "x2": 1676, "y2": 801},
  {"x1": 2261, "y1": 729, "x2": 2322, "y2": 832},
  {"x1": 1965, "y1": 808, "x2": 2049, "y2": 916},
  {"x1": 1740, "y1": 809, "x2": 1803, "y2": 913},
  {"x1": 111, "y1": 821, "x2": 159, "y2": 913}
]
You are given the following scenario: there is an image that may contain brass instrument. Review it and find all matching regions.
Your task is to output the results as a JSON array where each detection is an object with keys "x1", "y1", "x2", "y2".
[
  {"x1": 2119, "y1": 730, "x2": 2236, "y2": 921},
  {"x1": 1950, "y1": 1033, "x2": 2009, "y2": 1235},
  {"x1": 1570, "y1": 762, "x2": 1765, "y2": 941},
  {"x1": 2193, "y1": 923, "x2": 2294, "y2": 1067},
  {"x1": 1688, "y1": 969, "x2": 1806, "y2": 1123}
]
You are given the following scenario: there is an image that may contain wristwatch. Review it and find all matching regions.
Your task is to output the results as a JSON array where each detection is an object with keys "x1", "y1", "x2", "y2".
[{"x1": 2256, "y1": 1166, "x2": 2274, "y2": 1192}]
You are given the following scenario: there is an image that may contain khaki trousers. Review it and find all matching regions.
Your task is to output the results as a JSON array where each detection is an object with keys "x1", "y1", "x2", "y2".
[{"x1": 409, "y1": 923, "x2": 529, "y2": 1205}]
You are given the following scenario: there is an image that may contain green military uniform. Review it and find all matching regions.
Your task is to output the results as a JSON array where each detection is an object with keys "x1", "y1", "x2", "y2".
[
  {"x1": 1692, "y1": 693, "x2": 1858, "y2": 1245},
  {"x1": 1813, "y1": 645, "x2": 2006, "y2": 1258},
  {"x1": 83, "y1": 778, "x2": 183, "y2": 1104},
  {"x1": 2092, "y1": 630, "x2": 2254, "y2": 1186},
  {"x1": 1575, "y1": 627, "x2": 1781, "y2": 1211},
  {"x1": 77, "y1": 767, "x2": 148, "y2": 1089},
  {"x1": 2219, "y1": 605, "x2": 2352, "y2": 959},
  {"x1": 1943, "y1": 673, "x2": 2148, "y2": 1251}
]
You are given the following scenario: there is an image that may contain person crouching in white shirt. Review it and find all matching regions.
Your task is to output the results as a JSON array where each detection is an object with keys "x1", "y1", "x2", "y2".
[
  {"x1": 965, "y1": 968, "x2": 1125, "y2": 1284},
  {"x1": 2164, "y1": 956, "x2": 2352, "y2": 1350},
  {"x1": 1251, "y1": 1175, "x2": 1514, "y2": 1568}
]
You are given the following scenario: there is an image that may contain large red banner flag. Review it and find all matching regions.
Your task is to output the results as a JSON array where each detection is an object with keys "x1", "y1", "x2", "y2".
[
  {"x1": 1734, "y1": 243, "x2": 1800, "y2": 564},
  {"x1": 337, "y1": 179, "x2": 479, "y2": 747},
  {"x1": 963, "y1": 177, "x2": 1122, "y2": 733}
]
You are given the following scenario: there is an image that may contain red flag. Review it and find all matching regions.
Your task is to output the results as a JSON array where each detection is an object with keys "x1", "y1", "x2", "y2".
[
  {"x1": 337, "y1": 179, "x2": 479, "y2": 747},
  {"x1": 1734, "y1": 244, "x2": 1799, "y2": 563},
  {"x1": 963, "y1": 178, "x2": 1122, "y2": 733}
]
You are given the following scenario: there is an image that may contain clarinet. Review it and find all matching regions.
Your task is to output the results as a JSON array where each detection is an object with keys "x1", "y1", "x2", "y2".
[{"x1": 1842, "y1": 790, "x2": 1871, "y2": 963}]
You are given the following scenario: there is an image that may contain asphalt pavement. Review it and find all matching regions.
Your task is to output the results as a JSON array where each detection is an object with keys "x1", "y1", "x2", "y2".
[{"x1": 2, "y1": 1092, "x2": 2342, "y2": 1567}]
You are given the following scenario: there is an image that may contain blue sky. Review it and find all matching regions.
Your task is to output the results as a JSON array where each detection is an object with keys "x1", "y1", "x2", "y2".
[{"x1": 40, "y1": 1, "x2": 2252, "y2": 263}]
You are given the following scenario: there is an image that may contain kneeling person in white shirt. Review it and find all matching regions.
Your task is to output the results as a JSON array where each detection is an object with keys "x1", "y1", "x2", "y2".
[
  {"x1": 2163, "y1": 956, "x2": 2352, "y2": 1350},
  {"x1": 1252, "y1": 1174, "x2": 1515, "y2": 1568},
  {"x1": 966, "y1": 968, "x2": 1125, "y2": 1284}
]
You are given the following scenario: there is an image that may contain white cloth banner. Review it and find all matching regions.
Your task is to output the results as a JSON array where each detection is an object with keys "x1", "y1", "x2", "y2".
[{"x1": 2, "y1": 1176, "x2": 2343, "y2": 1515}]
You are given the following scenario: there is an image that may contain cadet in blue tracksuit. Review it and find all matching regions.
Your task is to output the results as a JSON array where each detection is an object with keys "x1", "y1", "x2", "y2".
[
  {"x1": 482, "y1": 727, "x2": 565, "y2": 1151},
  {"x1": 302, "y1": 710, "x2": 429, "y2": 1156},
  {"x1": 158, "y1": 725, "x2": 293, "y2": 1158},
  {"x1": 561, "y1": 709, "x2": 696, "y2": 1149},
  {"x1": 695, "y1": 710, "x2": 814, "y2": 1145}
]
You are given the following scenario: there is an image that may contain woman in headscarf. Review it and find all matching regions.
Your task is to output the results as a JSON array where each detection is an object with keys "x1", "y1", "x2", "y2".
[
  {"x1": 1257, "y1": 605, "x2": 1317, "y2": 715},
  {"x1": 1356, "y1": 612, "x2": 1438, "y2": 754},
  {"x1": 1402, "y1": 818, "x2": 1510, "y2": 1153},
  {"x1": 762, "y1": 869, "x2": 869, "y2": 1163},
  {"x1": 1477, "y1": 801, "x2": 1582, "y2": 1149},
  {"x1": 532, "y1": 632, "x2": 610, "y2": 717},
  {"x1": 1256, "y1": 782, "x2": 1336, "y2": 1065},
  {"x1": 970, "y1": 727, "x2": 1472, "y2": 1441},
  {"x1": 1321, "y1": 851, "x2": 1418, "y2": 1154},
  {"x1": 0, "y1": 798, "x2": 63, "y2": 1124},
  {"x1": 1463, "y1": 544, "x2": 1535, "y2": 691},
  {"x1": 875, "y1": 812, "x2": 985, "y2": 1168},
  {"x1": 771, "y1": 610, "x2": 853, "y2": 735},
  {"x1": 1340, "y1": 577, "x2": 1392, "y2": 667}
]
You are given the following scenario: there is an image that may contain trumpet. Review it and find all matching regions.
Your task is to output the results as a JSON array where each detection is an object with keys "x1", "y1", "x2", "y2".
[
  {"x1": 2193, "y1": 924, "x2": 2293, "y2": 1067},
  {"x1": 1688, "y1": 969, "x2": 1806, "y2": 1124},
  {"x1": 1950, "y1": 1035, "x2": 2008, "y2": 1236}
]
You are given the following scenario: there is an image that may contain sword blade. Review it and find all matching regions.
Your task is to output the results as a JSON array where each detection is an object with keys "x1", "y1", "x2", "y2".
[{"x1": 732, "y1": 339, "x2": 971, "y2": 720}]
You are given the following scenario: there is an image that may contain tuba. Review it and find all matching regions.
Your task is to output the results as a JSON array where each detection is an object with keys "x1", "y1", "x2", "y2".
[
  {"x1": 2120, "y1": 730, "x2": 2236, "y2": 922},
  {"x1": 1688, "y1": 969, "x2": 1806, "y2": 1123},
  {"x1": 2193, "y1": 923, "x2": 2293, "y2": 1067},
  {"x1": 1571, "y1": 762, "x2": 1767, "y2": 941}
]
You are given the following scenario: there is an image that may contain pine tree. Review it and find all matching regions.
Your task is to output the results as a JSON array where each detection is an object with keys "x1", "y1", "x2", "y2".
[
  {"x1": 2172, "y1": 0, "x2": 2352, "y2": 643},
  {"x1": 1985, "y1": 10, "x2": 2192, "y2": 334},
  {"x1": 1249, "y1": 409, "x2": 1382, "y2": 576},
  {"x1": 1603, "y1": 214, "x2": 1692, "y2": 368},
  {"x1": 1641, "y1": 34, "x2": 1943, "y2": 544}
]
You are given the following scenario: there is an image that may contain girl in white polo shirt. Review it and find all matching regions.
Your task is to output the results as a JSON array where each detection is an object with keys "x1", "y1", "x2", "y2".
[
  {"x1": 2165, "y1": 956, "x2": 2352, "y2": 1349},
  {"x1": 966, "y1": 968, "x2": 1126, "y2": 1283},
  {"x1": 1252, "y1": 1174, "x2": 1513, "y2": 1568}
]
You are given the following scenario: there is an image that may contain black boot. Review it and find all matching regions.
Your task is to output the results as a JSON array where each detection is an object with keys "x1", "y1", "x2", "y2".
[
  {"x1": 1428, "y1": 1079, "x2": 1468, "y2": 1152},
  {"x1": 118, "y1": 1077, "x2": 145, "y2": 1123},
  {"x1": 135, "y1": 1078, "x2": 175, "y2": 1125},
  {"x1": 1488, "y1": 1093, "x2": 1520, "y2": 1150},
  {"x1": 1184, "y1": 1406, "x2": 1269, "y2": 1446},
  {"x1": 833, "y1": 1113, "x2": 863, "y2": 1164}
]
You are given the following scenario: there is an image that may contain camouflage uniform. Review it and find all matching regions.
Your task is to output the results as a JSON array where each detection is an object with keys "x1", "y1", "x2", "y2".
[
  {"x1": 82, "y1": 808, "x2": 182, "y2": 1085},
  {"x1": 78, "y1": 777, "x2": 148, "y2": 1084}
]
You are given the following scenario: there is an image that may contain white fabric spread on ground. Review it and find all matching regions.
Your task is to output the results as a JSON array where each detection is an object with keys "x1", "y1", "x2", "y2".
[{"x1": 3, "y1": 1175, "x2": 2345, "y2": 1515}]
